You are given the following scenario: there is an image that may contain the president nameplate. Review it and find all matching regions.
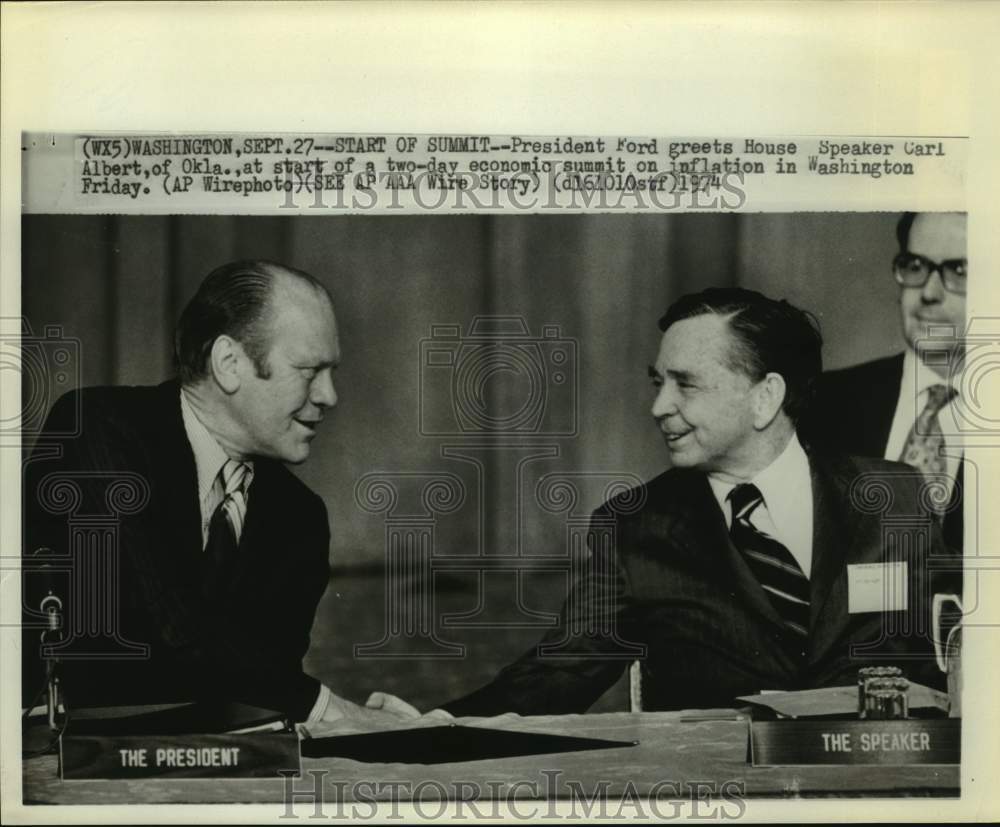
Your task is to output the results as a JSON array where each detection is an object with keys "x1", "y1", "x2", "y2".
[{"x1": 60, "y1": 732, "x2": 300, "y2": 779}]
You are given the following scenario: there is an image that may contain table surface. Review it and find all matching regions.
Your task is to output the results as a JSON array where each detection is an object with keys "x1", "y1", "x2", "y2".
[{"x1": 21, "y1": 710, "x2": 959, "y2": 805}]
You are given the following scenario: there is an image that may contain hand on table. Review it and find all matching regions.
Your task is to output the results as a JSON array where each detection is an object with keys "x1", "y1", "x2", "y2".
[
  {"x1": 421, "y1": 708, "x2": 455, "y2": 721},
  {"x1": 364, "y1": 691, "x2": 422, "y2": 720},
  {"x1": 318, "y1": 690, "x2": 422, "y2": 726}
]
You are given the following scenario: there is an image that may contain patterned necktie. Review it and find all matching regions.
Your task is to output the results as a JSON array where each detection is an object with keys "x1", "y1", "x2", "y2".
[
  {"x1": 728, "y1": 483, "x2": 810, "y2": 638},
  {"x1": 899, "y1": 384, "x2": 957, "y2": 513},
  {"x1": 204, "y1": 459, "x2": 252, "y2": 585}
]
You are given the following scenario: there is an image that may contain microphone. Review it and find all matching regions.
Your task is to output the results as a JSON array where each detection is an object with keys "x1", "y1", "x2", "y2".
[
  {"x1": 41, "y1": 593, "x2": 62, "y2": 629},
  {"x1": 40, "y1": 592, "x2": 63, "y2": 731}
]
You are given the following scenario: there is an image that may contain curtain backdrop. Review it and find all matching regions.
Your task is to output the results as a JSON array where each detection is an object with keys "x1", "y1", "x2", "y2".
[
  {"x1": 20, "y1": 212, "x2": 906, "y2": 708},
  {"x1": 22, "y1": 213, "x2": 903, "y2": 569}
]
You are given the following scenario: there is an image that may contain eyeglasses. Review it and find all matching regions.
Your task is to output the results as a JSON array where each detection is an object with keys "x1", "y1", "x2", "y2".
[{"x1": 893, "y1": 252, "x2": 967, "y2": 295}]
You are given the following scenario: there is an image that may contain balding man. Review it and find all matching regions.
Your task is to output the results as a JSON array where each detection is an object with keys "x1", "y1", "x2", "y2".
[{"x1": 24, "y1": 260, "x2": 414, "y2": 725}]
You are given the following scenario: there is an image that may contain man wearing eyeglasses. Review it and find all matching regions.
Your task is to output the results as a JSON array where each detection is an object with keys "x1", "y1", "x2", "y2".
[{"x1": 805, "y1": 212, "x2": 967, "y2": 551}]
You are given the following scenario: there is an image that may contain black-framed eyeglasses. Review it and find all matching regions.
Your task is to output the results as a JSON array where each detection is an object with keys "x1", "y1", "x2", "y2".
[{"x1": 893, "y1": 252, "x2": 967, "y2": 295}]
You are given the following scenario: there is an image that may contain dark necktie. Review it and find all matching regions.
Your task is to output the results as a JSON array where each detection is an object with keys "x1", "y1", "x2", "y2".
[
  {"x1": 728, "y1": 483, "x2": 810, "y2": 637},
  {"x1": 204, "y1": 460, "x2": 251, "y2": 591},
  {"x1": 899, "y1": 383, "x2": 957, "y2": 514}
]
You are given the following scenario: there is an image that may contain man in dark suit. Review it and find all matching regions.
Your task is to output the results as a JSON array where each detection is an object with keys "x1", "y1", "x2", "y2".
[
  {"x1": 805, "y1": 212, "x2": 967, "y2": 551},
  {"x1": 23, "y1": 260, "x2": 414, "y2": 724},
  {"x1": 442, "y1": 288, "x2": 955, "y2": 716}
]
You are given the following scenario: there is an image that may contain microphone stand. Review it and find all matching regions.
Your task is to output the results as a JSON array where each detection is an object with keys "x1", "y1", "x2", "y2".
[{"x1": 40, "y1": 592, "x2": 63, "y2": 733}]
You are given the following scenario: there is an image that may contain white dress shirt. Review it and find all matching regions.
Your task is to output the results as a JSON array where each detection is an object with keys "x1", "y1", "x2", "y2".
[
  {"x1": 884, "y1": 348, "x2": 963, "y2": 495},
  {"x1": 179, "y1": 389, "x2": 255, "y2": 547},
  {"x1": 179, "y1": 388, "x2": 332, "y2": 724},
  {"x1": 707, "y1": 432, "x2": 814, "y2": 578}
]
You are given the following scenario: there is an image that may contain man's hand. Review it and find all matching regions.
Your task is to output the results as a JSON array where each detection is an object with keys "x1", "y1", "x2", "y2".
[
  {"x1": 319, "y1": 691, "x2": 421, "y2": 726},
  {"x1": 421, "y1": 708, "x2": 455, "y2": 721},
  {"x1": 364, "y1": 691, "x2": 421, "y2": 720}
]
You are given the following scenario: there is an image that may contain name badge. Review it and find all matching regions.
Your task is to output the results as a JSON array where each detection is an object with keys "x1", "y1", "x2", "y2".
[{"x1": 847, "y1": 562, "x2": 908, "y2": 613}]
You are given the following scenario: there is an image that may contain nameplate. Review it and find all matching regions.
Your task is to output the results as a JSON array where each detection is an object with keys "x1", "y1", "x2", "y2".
[
  {"x1": 749, "y1": 719, "x2": 960, "y2": 766},
  {"x1": 60, "y1": 732, "x2": 301, "y2": 779}
]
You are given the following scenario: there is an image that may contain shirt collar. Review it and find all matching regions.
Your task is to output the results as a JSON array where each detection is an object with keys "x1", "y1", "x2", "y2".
[
  {"x1": 905, "y1": 346, "x2": 962, "y2": 397},
  {"x1": 179, "y1": 387, "x2": 253, "y2": 507},
  {"x1": 707, "y1": 432, "x2": 811, "y2": 528}
]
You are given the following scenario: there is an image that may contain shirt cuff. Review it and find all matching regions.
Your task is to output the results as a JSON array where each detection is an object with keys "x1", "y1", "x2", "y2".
[{"x1": 305, "y1": 684, "x2": 334, "y2": 725}]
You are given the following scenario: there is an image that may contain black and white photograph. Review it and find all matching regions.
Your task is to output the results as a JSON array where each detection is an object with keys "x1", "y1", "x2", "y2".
[
  {"x1": 3, "y1": 3, "x2": 998, "y2": 824},
  {"x1": 13, "y1": 206, "x2": 972, "y2": 799}
]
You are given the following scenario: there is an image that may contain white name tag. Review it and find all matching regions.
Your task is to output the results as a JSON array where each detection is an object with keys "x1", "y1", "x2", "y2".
[{"x1": 847, "y1": 562, "x2": 908, "y2": 613}]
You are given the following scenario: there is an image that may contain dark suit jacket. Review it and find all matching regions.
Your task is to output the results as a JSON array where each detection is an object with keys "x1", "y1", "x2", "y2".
[
  {"x1": 803, "y1": 353, "x2": 963, "y2": 551},
  {"x1": 444, "y1": 453, "x2": 955, "y2": 717},
  {"x1": 22, "y1": 381, "x2": 331, "y2": 720}
]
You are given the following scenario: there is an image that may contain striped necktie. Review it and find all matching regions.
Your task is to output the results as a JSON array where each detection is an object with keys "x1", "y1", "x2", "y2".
[
  {"x1": 728, "y1": 483, "x2": 810, "y2": 638},
  {"x1": 204, "y1": 460, "x2": 252, "y2": 583}
]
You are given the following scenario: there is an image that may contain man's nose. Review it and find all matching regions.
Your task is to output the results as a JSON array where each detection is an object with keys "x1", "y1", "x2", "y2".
[
  {"x1": 311, "y1": 370, "x2": 338, "y2": 408},
  {"x1": 920, "y1": 268, "x2": 947, "y2": 302},
  {"x1": 650, "y1": 384, "x2": 677, "y2": 419}
]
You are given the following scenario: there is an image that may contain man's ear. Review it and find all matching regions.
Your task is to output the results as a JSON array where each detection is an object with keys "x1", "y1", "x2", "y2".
[
  {"x1": 208, "y1": 335, "x2": 243, "y2": 394},
  {"x1": 752, "y1": 372, "x2": 787, "y2": 430}
]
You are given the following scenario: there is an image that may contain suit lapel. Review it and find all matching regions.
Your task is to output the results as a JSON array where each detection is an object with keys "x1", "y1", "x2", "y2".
[
  {"x1": 871, "y1": 354, "x2": 905, "y2": 456},
  {"x1": 944, "y1": 459, "x2": 964, "y2": 551},
  {"x1": 237, "y1": 463, "x2": 270, "y2": 560},
  {"x1": 151, "y1": 381, "x2": 206, "y2": 564},
  {"x1": 668, "y1": 473, "x2": 787, "y2": 631},
  {"x1": 807, "y1": 454, "x2": 863, "y2": 662},
  {"x1": 231, "y1": 459, "x2": 285, "y2": 582}
]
